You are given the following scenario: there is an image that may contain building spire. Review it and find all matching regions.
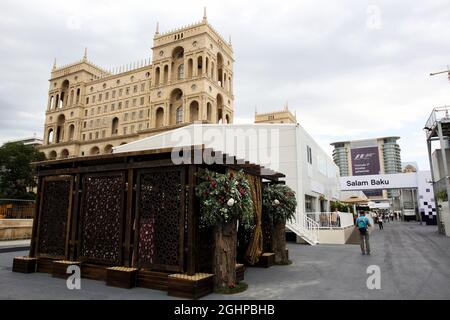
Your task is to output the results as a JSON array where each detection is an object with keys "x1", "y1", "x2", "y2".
[
  {"x1": 229, "y1": 35, "x2": 232, "y2": 46},
  {"x1": 155, "y1": 21, "x2": 159, "y2": 35},
  {"x1": 83, "y1": 47, "x2": 88, "y2": 61},
  {"x1": 52, "y1": 58, "x2": 57, "y2": 70},
  {"x1": 284, "y1": 101, "x2": 289, "y2": 111},
  {"x1": 203, "y1": 6, "x2": 207, "y2": 23}
]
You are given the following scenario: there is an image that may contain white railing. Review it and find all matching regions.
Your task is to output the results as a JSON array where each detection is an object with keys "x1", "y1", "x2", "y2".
[
  {"x1": 286, "y1": 213, "x2": 319, "y2": 245},
  {"x1": 307, "y1": 211, "x2": 355, "y2": 229}
]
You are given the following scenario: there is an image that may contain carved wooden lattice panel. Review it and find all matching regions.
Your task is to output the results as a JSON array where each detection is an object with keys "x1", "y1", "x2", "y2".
[
  {"x1": 79, "y1": 173, "x2": 124, "y2": 265},
  {"x1": 37, "y1": 177, "x2": 72, "y2": 257},
  {"x1": 262, "y1": 208, "x2": 273, "y2": 252},
  {"x1": 137, "y1": 168, "x2": 185, "y2": 271}
]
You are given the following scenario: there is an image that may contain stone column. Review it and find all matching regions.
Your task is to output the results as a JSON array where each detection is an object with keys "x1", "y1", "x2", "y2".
[{"x1": 193, "y1": 55, "x2": 198, "y2": 77}]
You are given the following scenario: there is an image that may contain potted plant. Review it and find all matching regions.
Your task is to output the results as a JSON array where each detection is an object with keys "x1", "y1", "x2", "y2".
[
  {"x1": 196, "y1": 169, "x2": 253, "y2": 291},
  {"x1": 263, "y1": 184, "x2": 297, "y2": 265}
]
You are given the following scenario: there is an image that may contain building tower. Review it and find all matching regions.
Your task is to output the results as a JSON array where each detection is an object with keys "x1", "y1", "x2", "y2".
[
  {"x1": 330, "y1": 136, "x2": 402, "y2": 200},
  {"x1": 149, "y1": 9, "x2": 234, "y2": 129}
]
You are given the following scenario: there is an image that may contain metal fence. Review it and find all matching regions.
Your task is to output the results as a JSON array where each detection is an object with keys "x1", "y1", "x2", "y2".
[{"x1": 0, "y1": 199, "x2": 35, "y2": 219}]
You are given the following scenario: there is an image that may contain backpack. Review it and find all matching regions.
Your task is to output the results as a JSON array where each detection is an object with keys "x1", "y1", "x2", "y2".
[{"x1": 357, "y1": 217, "x2": 367, "y2": 232}]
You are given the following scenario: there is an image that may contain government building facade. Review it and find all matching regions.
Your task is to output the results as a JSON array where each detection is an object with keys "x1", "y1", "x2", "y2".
[{"x1": 39, "y1": 12, "x2": 234, "y2": 159}]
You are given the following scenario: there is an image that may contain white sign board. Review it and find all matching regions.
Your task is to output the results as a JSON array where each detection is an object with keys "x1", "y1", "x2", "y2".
[{"x1": 340, "y1": 173, "x2": 418, "y2": 191}]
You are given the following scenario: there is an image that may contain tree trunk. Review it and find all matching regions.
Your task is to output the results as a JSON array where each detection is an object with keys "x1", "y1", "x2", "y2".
[
  {"x1": 272, "y1": 219, "x2": 288, "y2": 264},
  {"x1": 213, "y1": 218, "x2": 237, "y2": 289}
]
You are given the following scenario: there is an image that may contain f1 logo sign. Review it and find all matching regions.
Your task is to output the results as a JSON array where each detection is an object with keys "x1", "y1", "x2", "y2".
[{"x1": 355, "y1": 153, "x2": 376, "y2": 161}]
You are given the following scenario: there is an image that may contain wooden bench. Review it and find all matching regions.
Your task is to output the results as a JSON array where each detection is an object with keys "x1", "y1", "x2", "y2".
[
  {"x1": 12, "y1": 256, "x2": 37, "y2": 273},
  {"x1": 52, "y1": 260, "x2": 81, "y2": 279},
  {"x1": 256, "y1": 252, "x2": 275, "y2": 268},
  {"x1": 106, "y1": 266, "x2": 138, "y2": 289},
  {"x1": 167, "y1": 273, "x2": 214, "y2": 299}
]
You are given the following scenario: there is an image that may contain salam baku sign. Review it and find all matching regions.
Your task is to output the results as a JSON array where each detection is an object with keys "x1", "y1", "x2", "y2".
[{"x1": 340, "y1": 173, "x2": 418, "y2": 191}]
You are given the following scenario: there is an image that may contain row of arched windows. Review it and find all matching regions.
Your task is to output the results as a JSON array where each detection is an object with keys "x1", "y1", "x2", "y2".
[
  {"x1": 48, "y1": 80, "x2": 81, "y2": 111},
  {"x1": 47, "y1": 143, "x2": 120, "y2": 160},
  {"x1": 153, "y1": 47, "x2": 232, "y2": 92}
]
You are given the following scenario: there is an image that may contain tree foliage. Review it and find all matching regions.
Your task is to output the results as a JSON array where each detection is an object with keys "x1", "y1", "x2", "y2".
[
  {"x1": 263, "y1": 184, "x2": 297, "y2": 224},
  {"x1": 195, "y1": 169, "x2": 254, "y2": 228},
  {"x1": 0, "y1": 142, "x2": 45, "y2": 199}
]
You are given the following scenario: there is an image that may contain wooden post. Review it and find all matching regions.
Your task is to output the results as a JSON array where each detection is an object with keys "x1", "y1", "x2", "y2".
[
  {"x1": 186, "y1": 165, "x2": 197, "y2": 276},
  {"x1": 29, "y1": 176, "x2": 43, "y2": 258},
  {"x1": 70, "y1": 174, "x2": 81, "y2": 261},
  {"x1": 123, "y1": 167, "x2": 134, "y2": 267}
]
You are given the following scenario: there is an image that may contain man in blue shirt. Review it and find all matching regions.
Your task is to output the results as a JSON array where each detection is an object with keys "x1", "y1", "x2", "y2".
[{"x1": 355, "y1": 211, "x2": 371, "y2": 255}]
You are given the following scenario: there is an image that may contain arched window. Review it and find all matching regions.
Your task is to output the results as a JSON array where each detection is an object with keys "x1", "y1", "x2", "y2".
[
  {"x1": 177, "y1": 64, "x2": 184, "y2": 80},
  {"x1": 68, "y1": 124, "x2": 75, "y2": 141},
  {"x1": 155, "y1": 67, "x2": 160, "y2": 85},
  {"x1": 111, "y1": 117, "x2": 119, "y2": 135},
  {"x1": 217, "y1": 94, "x2": 224, "y2": 123},
  {"x1": 155, "y1": 107, "x2": 164, "y2": 128},
  {"x1": 217, "y1": 53, "x2": 224, "y2": 87},
  {"x1": 187, "y1": 59, "x2": 193, "y2": 78},
  {"x1": 163, "y1": 65, "x2": 169, "y2": 83},
  {"x1": 49, "y1": 96, "x2": 54, "y2": 110},
  {"x1": 56, "y1": 114, "x2": 65, "y2": 143},
  {"x1": 47, "y1": 129, "x2": 54, "y2": 144},
  {"x1": 104, "y1": 144, "x2": 113, "y2": 154},
  {"x1": 205, "y1": 57, "x2": 209, "y2": 77},
  {"x1": 207, "y1": 102, "x2": 212, "y2": 122},
  {"x1": 76, "y1": 88, "x2": 80, "y2": 104},
  {"x1": 172, "y1": 46, "x2": 184, "y2": 60},
  {"x1": 189, "y1": 101, "x2": 199, "y2": 122},
  {"x1": 90, "y1": 146, "x2": 100, "y2": 155},
  {"x1": 69, "y1": 90, "x2": 74, "y2": 106},
  {"x1": 176, "y1": 107, "x2": 183, "y2": 124},
  {"x1": 60, "y1": 149, "x2": 69, "y2": 159},
  {"x1": 197, "y1": 56, "x2": 203, "y2": 75},
  {"x1": 225, "y1": 114, "x2": 231, "y2": 124},
  {"x1": 49, "y1": 150, "x2": 57, "y2": 159},
  {"x1": 169, "y1": 89, "x2": 183, "y2": 125}
]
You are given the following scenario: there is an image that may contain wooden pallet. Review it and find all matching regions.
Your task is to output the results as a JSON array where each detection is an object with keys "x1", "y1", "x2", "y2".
[
  {"x1": 36, "y1": 258, "x2": 54, "y2": 273},
  {"x1": 81, "y1": 263, "x2": 108, "y2": 281},
  {"x1": 52, "y1": 260, "x2": 81, "y2": 279},
  {"x1": 256, "y1": 252, "x2": 275, "y2": 268},
  {"x1": 167, "y1": 273, "x2": 214, "y2": 299},
  {"x1": 106, "y1": 266, "x2": 138, "y2": 289},
  {"x1": 12, "y1": 256, "x2": 37, "y2": 273},
  {"x1": 136, "y1": 270, "x2": 171, "y2": 291},
  {"x1": 236, "y1": 263, "x2": 246, "y2": 282}
]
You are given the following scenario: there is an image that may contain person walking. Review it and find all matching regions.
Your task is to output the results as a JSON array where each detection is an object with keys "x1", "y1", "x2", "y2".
[
  {"x1": 378, "y1": 214, "x2": 384, "y2": 230},
  {"x1": 390, "y1": 212, "x2": 395, "y2": 222},
  {"x1": 356, "y1": 211, "x2": 371, "y2": 255}
]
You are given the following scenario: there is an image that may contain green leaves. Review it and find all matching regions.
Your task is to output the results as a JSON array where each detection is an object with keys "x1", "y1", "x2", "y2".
[
  {"x1": 263, "y1": 184, "x2": 297, "y2": 224},
  {"x1": 195, "y1": 169, "x2": 254, "y2": 228},
  {"x1": 0, "y1": 142, "x2": 45, "y2": 199}
]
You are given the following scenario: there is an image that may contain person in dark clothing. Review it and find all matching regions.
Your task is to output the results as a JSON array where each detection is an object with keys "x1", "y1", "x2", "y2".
[{"x1": 378, "y1": 215, "x2": 384, "y2": 230}]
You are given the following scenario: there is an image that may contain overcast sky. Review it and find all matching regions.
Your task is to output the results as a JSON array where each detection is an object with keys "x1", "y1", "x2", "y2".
[{"x1": 1, "y1": 0, "x2": 450, "y2": 169}]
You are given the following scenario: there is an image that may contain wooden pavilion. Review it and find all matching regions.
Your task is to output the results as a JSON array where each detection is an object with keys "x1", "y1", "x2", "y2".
[{"x1": 12, "y1": 145, "x2": 285, "y2": 298}]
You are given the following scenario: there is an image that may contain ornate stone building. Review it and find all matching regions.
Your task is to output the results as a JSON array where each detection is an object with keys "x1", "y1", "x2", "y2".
[{"x1": 40, "y1": 11, "x2": 234, "y2": 159}]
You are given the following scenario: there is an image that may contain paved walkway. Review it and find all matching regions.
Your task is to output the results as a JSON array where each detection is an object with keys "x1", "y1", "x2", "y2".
[{"x1": 0, "y1": 222, "x2": 449, "y2": 299}]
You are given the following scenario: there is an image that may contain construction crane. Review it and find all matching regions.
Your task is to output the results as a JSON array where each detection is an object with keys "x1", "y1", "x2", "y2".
[{"x1": 430, "y1": 66, "x2": 450, "y2": 82}]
